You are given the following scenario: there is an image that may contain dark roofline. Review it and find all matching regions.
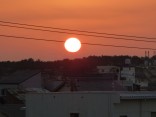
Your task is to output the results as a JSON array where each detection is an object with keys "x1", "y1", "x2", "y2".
[
  {"x1": 18, "y1": 72, "x2": 40, "y2": 84},
  {"x1": 120, "y1": 92, "x2": 156, "y2": 100},
  {"x1": 0, "y1": 83, "x2": 18, "y2": 85},
  {"x1": 0, "y1": 71, "x2": 40, "y2": 85}
]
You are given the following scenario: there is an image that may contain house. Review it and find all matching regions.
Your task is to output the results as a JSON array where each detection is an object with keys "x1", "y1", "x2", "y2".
[
  {"x1": 0, "y1": 70, "x2": 42, "y2": 96},
  {"x1": 43, "y1": 66, "x2": 124, "y2": 92},
  {"x1": 44, "y1": 74, "x2": 126, "y2": 92},
  {"x1": 0, "y1": 88, "x2": 49, "y2": 117}
]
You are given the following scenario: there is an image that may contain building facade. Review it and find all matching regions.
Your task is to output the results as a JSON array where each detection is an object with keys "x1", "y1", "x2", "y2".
[
  {"x1": 26, "y1": 92, "x2": 156, "y2": 117},
  {"x1": 97, "y1": 66, "x2": 120, "y2": 80}
]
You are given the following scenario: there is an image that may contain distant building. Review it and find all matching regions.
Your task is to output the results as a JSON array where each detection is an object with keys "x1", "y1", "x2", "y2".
[
  {"x1": 121, "y1": 66, "x2": 135, "y2": 83},
  {"x1": 43, "y1": 65, "x2": 124, "y2": 92},
  {"x1": 125, "y1": 58, "x2": 131, "y2": 65},
  {"x1": 121, "y1": 65, "x2": 156, "y2": 91},
  {"x1": 121, "y1": 66, "x2": 150, "y2": 91},
  {"x1": 44, "y1": 74, "x2": 126, "y2": 92},
  {"x1": 0, "y1": 70, "x2": 42, "y2": 96},
  {"x1": 144, "y1": 60, "x2": 149, "y2": 67},
  {"x1": 135, "y1": 67, "x2": 149, "y2": 90},
  {"x1": 153, "y1": 60, "x2": 156, "y2": 66},
  {"x1": 65, "y1": 76, "x2": 125, "y2": 92},
  {"x1": 96, "y1": 66, "x2": 120, "y2": 80},
  {"x1": 120, "y1": 58, "x2": 135, "y2": 84},
  {"x1": 26, "y1": 91, "x2": 156, "y2": 117}
]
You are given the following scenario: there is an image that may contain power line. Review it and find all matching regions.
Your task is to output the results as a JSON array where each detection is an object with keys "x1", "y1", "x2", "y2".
[
  {"x1": 0, "y1": 34, "x2": 156, "y2": 50},
  {"x1": 0, "y1": 34, "x2": 64, "y2": 43},
  {"x1": 0, "y1": 20, "x2": 155, "y2": 40},
  {"x1": 1, "y1": 23, "x2": 156, "y2": 44},
  {"x1": 82, "y1": 42, "x2": 156, "y2": 50}
]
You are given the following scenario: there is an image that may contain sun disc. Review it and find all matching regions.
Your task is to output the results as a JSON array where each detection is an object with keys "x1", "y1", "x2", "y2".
[{"x1": 64, "y1": 38, "x2": 81, "y2": 52}]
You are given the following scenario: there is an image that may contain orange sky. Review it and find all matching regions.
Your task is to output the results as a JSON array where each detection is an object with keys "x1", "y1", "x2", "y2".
[{"x1": 0, "y1": 0, "x2": 156, "y2": 61}]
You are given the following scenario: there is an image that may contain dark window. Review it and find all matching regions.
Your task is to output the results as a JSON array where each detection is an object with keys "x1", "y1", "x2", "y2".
[
  {"x1": 151, "y1": 112, "x2": 156, "y2": 117},
  {"x1": 1, "y1": 89, "x2": 6, "y2": 95},
  {"x1": 120, "y1": 115, "x2": 127, "y2": 117},
  {"x1": 114, "y1": 75, "x2": 118, "y2": 80},
  {"x1": 70, "y1": 113, "x2": 79, "y2": 117},
  {"x1": 120, "y1": 77, "x2": 126, "y2": 80},
  {"x1": 101, "y1": 69, "x2": 105, "y2": 72}
]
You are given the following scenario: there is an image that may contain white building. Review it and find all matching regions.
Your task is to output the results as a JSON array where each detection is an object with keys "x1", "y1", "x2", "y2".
[
  {"x1": 26, "y1": 91, "x2": 156, "y2": 117},
  {"x1": 121, "y1": 67, "x2": 135, "y2": 83},
  {"x1": 97, "y1": 66, "x2": 120, "y2": 80},
  {"x1": 120, "y1": 67, "x2": 150, "y2": 90},
  {"x1": 97, "y1": 66, "x2": 120, "y2": 74}
]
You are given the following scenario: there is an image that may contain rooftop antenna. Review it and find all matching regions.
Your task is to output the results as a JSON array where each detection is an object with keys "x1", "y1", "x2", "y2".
[
  {"x1": 154, "y1": 51, "x2": 156, "y2": 56},
  {"x1": 148, "y1": 51, "x2": 150, "y2": 58},
  {"x1": 145, "y1": 51, "x2": 147, "y2": 58}
]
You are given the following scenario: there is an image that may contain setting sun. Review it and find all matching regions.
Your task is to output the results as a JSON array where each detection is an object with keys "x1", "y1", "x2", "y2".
[{"x1": 64, "y1": 38, "x2": 81, "y2": 52}]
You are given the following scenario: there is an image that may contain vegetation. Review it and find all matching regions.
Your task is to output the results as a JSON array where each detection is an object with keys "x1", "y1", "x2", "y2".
[{"x1": 0, "y1": 55, "x2": 155, "y2": 76}]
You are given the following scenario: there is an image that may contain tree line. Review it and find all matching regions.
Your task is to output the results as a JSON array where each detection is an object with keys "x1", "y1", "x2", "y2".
[{"x1": 0, "y1": 55, "x2": 156, "y2": 76}]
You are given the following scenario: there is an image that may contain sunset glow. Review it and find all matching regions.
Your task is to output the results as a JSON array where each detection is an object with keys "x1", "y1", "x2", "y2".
[
  {"x1": 0, "y1": 0, "x2": 156, "y2": 60},
  {"x1": 64, "y1": 38, "x2": 81, "y2": 53}
]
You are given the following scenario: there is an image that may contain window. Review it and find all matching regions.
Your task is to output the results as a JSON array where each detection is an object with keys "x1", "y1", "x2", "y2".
[
  {"x1": 151, "y1": 112, "x2": 156, "y2": 117},
  {"x1": 101, "y1": 69, "x2": 105, "y2": 73},
  {"x1": 120, "y1": 115, "x2": 127, "y2": 117},
  {"x1": 70, "y1": 113, "x2": 79, "y2": 117},
  {"x1": 1, "y1": 89, "x2": 6, "y2": 95}
]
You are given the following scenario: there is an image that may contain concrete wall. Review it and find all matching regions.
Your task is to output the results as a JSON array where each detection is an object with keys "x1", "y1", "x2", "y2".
[
  {"x1": 26, "y1": 92, "x2": 120, "y2": 117},
  {"x1": 20, "y1": 73, "x2": 42, "y2": 88},
  {"x1": 26, "y1": 92, "x2": 156, "y2": 117}
]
